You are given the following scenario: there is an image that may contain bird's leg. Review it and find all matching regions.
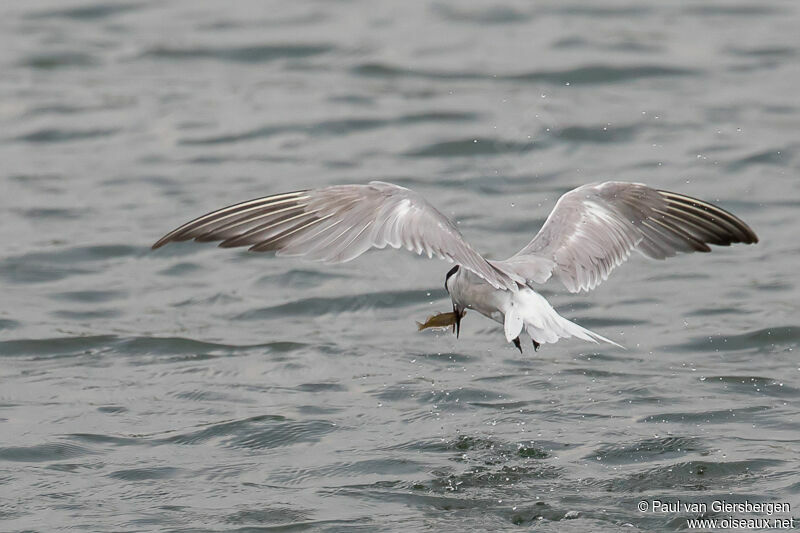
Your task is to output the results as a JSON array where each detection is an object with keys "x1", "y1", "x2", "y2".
[
  {"x1": 532, "y1": 339, "x2": 540, "y2": 352},
  {"x1": 512, "y1": 336, "x2": 522, "y2": 353}
]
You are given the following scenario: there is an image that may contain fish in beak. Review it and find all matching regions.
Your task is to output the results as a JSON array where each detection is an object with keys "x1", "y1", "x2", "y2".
[
  {"x1": 416, "y1": 311, "x2": 458, "y2": 331},
  {"x1": 416, "y1": 307, "x2": 466, "y2": 336}
]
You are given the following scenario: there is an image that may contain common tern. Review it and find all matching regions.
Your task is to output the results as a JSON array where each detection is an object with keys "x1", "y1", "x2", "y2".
[{"x1": 153, "y1": 181, "x2": 758, "y2": 352}]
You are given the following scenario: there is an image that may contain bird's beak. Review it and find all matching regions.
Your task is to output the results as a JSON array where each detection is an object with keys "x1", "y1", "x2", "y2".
[{"x1": 453, "y1": 304, "x2": 464, "y2": 338}]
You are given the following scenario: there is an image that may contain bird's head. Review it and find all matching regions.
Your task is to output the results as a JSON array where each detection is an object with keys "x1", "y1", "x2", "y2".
[{"x1": 444, "y1": 265, "x2": 465, "y2": 337}]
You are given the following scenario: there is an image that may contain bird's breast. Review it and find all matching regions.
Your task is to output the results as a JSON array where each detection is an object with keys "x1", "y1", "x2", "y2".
[{"x1": 450, "y1": 270, "x2": 510, "y2": 324}]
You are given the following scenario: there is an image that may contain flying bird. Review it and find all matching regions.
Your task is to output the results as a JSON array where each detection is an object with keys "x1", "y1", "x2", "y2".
[{"x1": 152, "y1": 181, "x2": 758, "y2": 352}]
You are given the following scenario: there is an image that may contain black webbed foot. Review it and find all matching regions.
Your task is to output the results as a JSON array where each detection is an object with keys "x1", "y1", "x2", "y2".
[
  {"x1": 532, "y1": 339, "x2": 540, "y2": 352},
  {"x1": 512, "y1": 336, "x2": 522, "y2": 353}
]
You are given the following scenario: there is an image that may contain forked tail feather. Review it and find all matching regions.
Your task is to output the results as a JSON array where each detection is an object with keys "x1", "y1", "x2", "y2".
[{"x1": 505, "y1": 289, "x2": 624, "y2": 348}]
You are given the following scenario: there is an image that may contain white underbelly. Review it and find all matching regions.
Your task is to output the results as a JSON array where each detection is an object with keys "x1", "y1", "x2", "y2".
[
  {"x1": 449, "y1": 269, "x2": 618, "y2": 347},
  {"x1": 452, "y1": 276, "x2": 510, "y2": 324}
]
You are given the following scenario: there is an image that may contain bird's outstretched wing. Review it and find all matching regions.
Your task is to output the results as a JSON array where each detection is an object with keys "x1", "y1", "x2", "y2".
[
  {"x1": 152, "y1": 181, "x2": 518, "y2": 290},
  {"x1": 494, "y1": 181, "x2": 758, "y2": 293}
]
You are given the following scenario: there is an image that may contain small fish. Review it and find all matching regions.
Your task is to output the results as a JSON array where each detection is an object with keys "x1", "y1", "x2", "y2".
[{"x1": 416, "y1": 311, "x2": 459, "y2": 332}]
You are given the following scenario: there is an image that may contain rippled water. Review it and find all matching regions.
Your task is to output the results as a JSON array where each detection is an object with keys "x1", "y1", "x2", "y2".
[{"x1": 1, "y1": 1, "x2": 798, "y2": 531}]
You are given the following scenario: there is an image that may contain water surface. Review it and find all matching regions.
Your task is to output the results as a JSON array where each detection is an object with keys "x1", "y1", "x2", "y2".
[{"x1": 1, "y1": 1, "x2": 798, "y2": 531}]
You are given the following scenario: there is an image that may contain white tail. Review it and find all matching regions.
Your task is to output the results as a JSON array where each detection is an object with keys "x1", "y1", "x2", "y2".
[{"x1": 504, "y1": 289, "x2": 623, "y2": 348}]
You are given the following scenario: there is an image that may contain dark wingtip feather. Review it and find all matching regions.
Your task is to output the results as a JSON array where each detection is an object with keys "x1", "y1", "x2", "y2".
[
  {"x1": 151, "y1": 233, "x2": 192, "y2": 249},
  {"x1": 150, "y1": 190, "x2": 309, "y2": 251},
  {"x1": 656, "y1": 189, "x2": 758, "y2": 247}
]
